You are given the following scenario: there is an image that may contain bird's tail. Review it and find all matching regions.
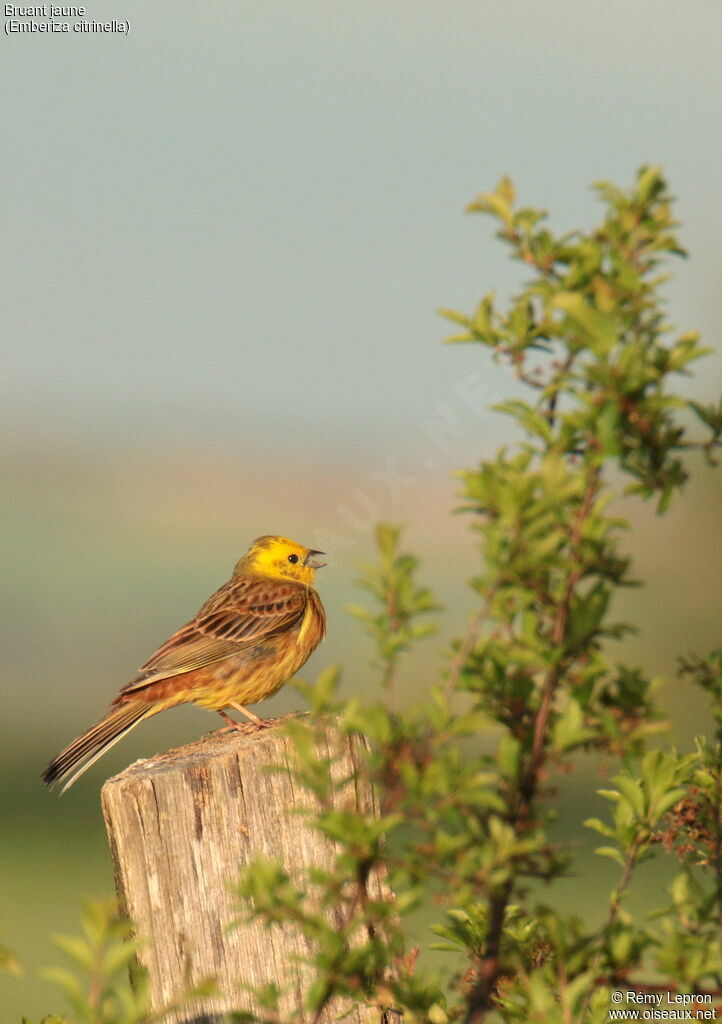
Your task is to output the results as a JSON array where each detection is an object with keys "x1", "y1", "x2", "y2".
[{"x1": 42, "y1": 701, "x2": 153, "y2": 793}]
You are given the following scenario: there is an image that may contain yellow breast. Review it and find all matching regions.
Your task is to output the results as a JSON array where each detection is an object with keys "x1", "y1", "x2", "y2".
[{"x1": 191, "y1": 586, "x2": 326, "y2": 710}]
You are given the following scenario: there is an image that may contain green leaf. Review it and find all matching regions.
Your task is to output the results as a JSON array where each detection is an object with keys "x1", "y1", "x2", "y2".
[
  {"x1": 650, "y1": 786, "x2": 687, "y2": 820},
  {"x1": 594, "y1": 846, "x2": 627, "y2": 867},
  {"x1": 596, "y1": 789, "x2": 622, "y2": 803},
  {"x1": 493, "y1": 399, "x2": 553, "y2": 443},
  {"x1": 429, "y1": 1004, "x2": 448, "y2": 1024},
  {"x1": 552, "y1": 698, "x2": 593, "y2": 751},
  {"x1": 552, "y1": 292, "x2": 617, "y2": 355},
  {"x1": 466, "y1": 180, "x2": 515, "y2": 226},
  {"x1": 376, "y1": 521, "x2": 401, "y2": 562},
  {"x1": 690, "y1": 399, "x2": 722, "y2": 433},
  {"x1": 51, "y1": 934, "x2": 94, "y2": 971},
  {"x1": 41, "y1": 966, "x2": 89, "y2": 1007},
  {"x1": 344, "y1": 603, "x2": 374, "y2": 622},
  {"x1": 635, "y1": 164, "x2": 664, "y2": 203},
  {"x1": 0, "y1": 947, "x2": 22, "y2": 977},
  {"x1": 615, "y1": 775, "x2": 646, "y2": 818},
  {"x1": 597, "y1": 401, "x2": 622, "y2": 455},
  {"x1": 584, "y1": 817, "x2": 615, "y2": 839},
  {"x1": 301, "y1": 664, "x2": 341, "y2": 713},
  {"x1": 102, "y1": 939, "x2": 139, "y2": 978},
  {"x1": 497, "y1": 733, "x2": 522, "y2": 778}
]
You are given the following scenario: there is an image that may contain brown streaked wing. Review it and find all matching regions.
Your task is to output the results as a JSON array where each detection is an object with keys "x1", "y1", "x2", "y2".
[{"x1": 119, "y1": 576, "x2": 308, "y2": 694}]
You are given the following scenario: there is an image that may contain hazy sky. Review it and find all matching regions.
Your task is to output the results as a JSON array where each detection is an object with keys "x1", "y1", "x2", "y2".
[{"x1": 3, "y1": 0, "x2": 721, "y2": 464}]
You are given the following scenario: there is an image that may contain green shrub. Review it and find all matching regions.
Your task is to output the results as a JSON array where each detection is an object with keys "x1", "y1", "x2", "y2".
[{"x1": 236, "y1": 167, "x2": 722, "y2": 1024}]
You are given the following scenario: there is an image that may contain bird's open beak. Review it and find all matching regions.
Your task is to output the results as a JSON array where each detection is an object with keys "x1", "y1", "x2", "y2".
[{"x1": 304, "y1": 549, "x2": 327, "y2": 569}]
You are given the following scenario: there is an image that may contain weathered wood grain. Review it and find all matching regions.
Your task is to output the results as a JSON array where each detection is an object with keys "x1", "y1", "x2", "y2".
[{"x1": 101, "y1": 717, "x2": 392, "y2": 1024}]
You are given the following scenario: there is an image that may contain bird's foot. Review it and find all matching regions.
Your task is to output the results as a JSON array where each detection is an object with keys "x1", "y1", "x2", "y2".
[
  {"x1": 242, "y1": 717, "x2": 276, "y2": 733},
  {"x1": 216, "y1": 709, "x2": 251, "y2": 732},
  {"x1": 216, "y1": 708, "x2": 276, "y2": 734}
]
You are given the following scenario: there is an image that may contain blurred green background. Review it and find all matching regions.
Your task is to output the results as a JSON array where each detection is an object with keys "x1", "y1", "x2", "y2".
[{"x1": 2, "y1": 1, "x2": 721, "y2": 1018}]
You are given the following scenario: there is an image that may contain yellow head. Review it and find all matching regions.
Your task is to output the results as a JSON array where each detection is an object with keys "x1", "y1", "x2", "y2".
[{"x1": 234, "y1": 535, "x2": 327, "y2": 585}]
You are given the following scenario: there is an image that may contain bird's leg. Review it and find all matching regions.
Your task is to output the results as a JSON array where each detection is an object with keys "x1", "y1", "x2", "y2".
[
  {"x1": 215, "y1": 703, "x2": 273, "y2": 734},
  {"x1": 229, "y1": 701, "x2": 273, "y2": 729},
  {"x1": 216, "y1": 708, "x2": 250, "y2": 732}
]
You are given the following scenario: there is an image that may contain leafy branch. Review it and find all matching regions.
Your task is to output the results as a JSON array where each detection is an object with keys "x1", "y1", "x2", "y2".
[
  {"x1": 233, "y1": 168, "x2": 721, "y2": 1024},
  {"x1": 346, "y1": 522, "x2": 440, "y2": 697}
]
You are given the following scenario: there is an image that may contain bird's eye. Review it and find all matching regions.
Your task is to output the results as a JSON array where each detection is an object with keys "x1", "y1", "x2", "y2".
[{"x1": 287, "y1": 553, "x2": 299, "y2": 564}]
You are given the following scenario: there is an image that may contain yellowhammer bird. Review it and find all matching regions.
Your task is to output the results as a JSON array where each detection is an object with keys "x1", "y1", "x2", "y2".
[{"x1": 43, "y1": 535, "x2": 327, "y2": 793}]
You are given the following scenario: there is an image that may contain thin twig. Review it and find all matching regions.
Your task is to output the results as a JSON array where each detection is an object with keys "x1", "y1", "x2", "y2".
[
  {"x1": 530, "y1": 466, "x2": 599, "y2": 770},
  {"x1": 575, "y1": 834, "x2": 643, "y2": 1023},
  {"x1": 545, "y1": 351, "x2": 576, "y2": 430},
  {"x1": 444, "y1": 585, "x2": 501, "y2": 701},
  {"x1": 714, "y1": 750, "x2": 722, "y2": 954}
]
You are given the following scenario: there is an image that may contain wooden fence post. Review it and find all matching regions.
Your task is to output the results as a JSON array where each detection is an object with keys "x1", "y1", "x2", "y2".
[{"x1": 101, "y1": 717, "x2": 391, "y2": 1024}]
